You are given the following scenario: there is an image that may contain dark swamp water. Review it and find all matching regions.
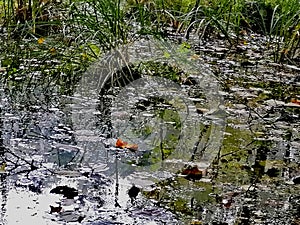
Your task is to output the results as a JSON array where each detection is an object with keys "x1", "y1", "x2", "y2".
[{"x1": 0, "y1": 37, "x2": 299, "y2": 225}]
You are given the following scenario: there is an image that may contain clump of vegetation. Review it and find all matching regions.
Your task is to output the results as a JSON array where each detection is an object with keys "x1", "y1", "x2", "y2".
[{"x1": 0, "y1": 0, "x2": 299, "y2": 78}]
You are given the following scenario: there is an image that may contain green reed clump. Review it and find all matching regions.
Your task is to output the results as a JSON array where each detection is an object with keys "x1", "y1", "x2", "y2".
[
  {"x1": 70, "y1": 0, "x2": 130, "y2": 51},
  {"x1": 1, "y1": 0, "x2": 299, "y2": 65},
  {"x1": 263, "y1": 0, "x2": 300, "y2": 61},
  {"x1": 168, "y1": 0, "x2": 300, "y2": 62}
]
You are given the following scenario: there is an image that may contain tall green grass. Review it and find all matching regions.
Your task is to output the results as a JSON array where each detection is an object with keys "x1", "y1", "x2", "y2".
[
  {"x1": 1, "y1": 0, "x2": 299, "y2": 63},
  {"x1": 70, "y1": 0, "x2": 129, "y2": 51},
  {"x1": 146, "y1": 0, "x2": 300, "y2": 62},
  {"x1": 0, "y1": 0, "x2": 68, "y2": 39}
]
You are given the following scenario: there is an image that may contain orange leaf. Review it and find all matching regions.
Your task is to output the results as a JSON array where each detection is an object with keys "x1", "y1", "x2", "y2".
[
  {"x1": 115, "y1": 138, "x2": 138, "y2": 151},
  {"x1": 125, "y1": 144, "x2": 138, "y2": 151},
  {"x1": 291, "y1": 98, "x2": 300, "y2": 105},
  {"x1": 116, "y1": 138, "x2": 126, "y2": 148},
  {"x1": 181, "y1": 165, "x2": 202, "y2": 181}
]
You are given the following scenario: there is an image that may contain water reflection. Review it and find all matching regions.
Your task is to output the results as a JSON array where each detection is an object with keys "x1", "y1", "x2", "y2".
[{"x1": 0, "y1": 37, "x2": 228, "y2": 224}]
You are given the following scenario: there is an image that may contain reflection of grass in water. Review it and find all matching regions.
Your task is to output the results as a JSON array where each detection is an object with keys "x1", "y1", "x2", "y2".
[
  {"x1": 107, "y1": 61, "x2": 186, "y2": 88},
  {"x1": 141, "y1": 123, "x2": 280, "y2": 220},
  {"x1": 141, "y1": 121, "x2": 298, "y2": 221},
  {"x1": 216, "y1": 124, "x2": 254, "y2": 185},
  {"x1": 143, "y1": 177, "x2": 217, "y2": 220},
  {"x1": 135, "y1": 108, "x2": 182, "y2": 166},
  {"x1": 216, "y1": 123, "x2": 281, "y2": 185},
  {"x1": 158, "y1": 108, "x2": 182, "y2": 129},
  {"x1": 154, "y1": 108, "x2": 181, "y2": 161}
]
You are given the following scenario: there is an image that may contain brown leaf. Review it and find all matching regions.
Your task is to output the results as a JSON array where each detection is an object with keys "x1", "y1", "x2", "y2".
[
  {"x1": 116, "y1": 138, "x2": 127, "y2": 148},
  {"x1": 50, "y1": 205, "x2": 62, "y2": 214},
  {"x1": 125, "y1": 143, "x2": 138, "y2": 151},
  {"x1": 115, "y1": 138, "x2": 138, "y2": 151},
  {"x1": 181, "y1": 165, "x2": 202, "y2": 181},
  {"x1": 291, "y1": 98, "x2": 300, "y2": 105}
]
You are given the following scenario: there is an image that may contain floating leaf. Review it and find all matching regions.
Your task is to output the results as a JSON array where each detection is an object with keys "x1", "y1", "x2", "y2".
[
  {"x1": 181, "y1": 165, "x2": 202, "y2": 181},
  {"x1": 115, "y1": 138, "x2": 138, "y2": 151},
  {"x1": 191, "y1": 221, "x2": 202, "y2": 225},
  {"x1": 38, "y1": 37, "x2": 45, "y2": 44},
  {"x1": 222, "y1": 197, "x2": 234, "y2": 208},
  {"x1": 221, "y1": 192, "x2": 240, "y2": 208},
  {"x1": 125, "y1": 143, "x2": 138, "y2": 151},
  {"x1": 116, "y1": 138, "x2": 128, "y2": 148},
  {"x1": 291, "y1": 98, "x2": 300, "y2": 105},
  {"x1": 50, "y1": 205, "x2": 62, "y2": 214},
  {"x1": 239, "y1": 30, "x2": 247, "y2": 36},
  {"x1": 128, "y1": 185, "x2": 140, "y2": 203}
]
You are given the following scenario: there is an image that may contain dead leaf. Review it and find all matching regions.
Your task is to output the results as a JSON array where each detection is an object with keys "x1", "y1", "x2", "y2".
[
  {"x1": 116, "y1": 138, "x2": 127, "y2": 148},
  {"x1": 222, "y1": 192, "x2": 240, "y2": 208},
  {"x1": 181, "y1": 165, "x2": 202, "y2": 181},
  {"x1": 291, "y1": 98, "x2": 300, "y2": 105},
  {"x1": 125, "y1": 143, "x2": 138, "y2": 151},
  {"x1": 115, "y1": 138, "x2": 138, "y2": 151},
  {"x1": 190, "y1": 220, "x2": 202, "y2": 225},
  {"x1": 128, "y1": 185, "x2": 140, "y2": 203},
  {"x1": 50, "y1": 205, "x2": 62, "y2": 214},
  {"x1": 50, "y1": 47, "x2": 56, "y2": 55},
  {"x1": 50, "y1": 186, "x2": 78, "y2": 199}
]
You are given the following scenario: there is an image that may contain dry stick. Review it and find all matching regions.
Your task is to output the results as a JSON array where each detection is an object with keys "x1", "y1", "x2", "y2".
[
  {"x1": 246, "y1": 104, "x2": 278, "y2": 128},
  {"x1": 4, "y1": 147, "x2": 55, "y2": 175}
]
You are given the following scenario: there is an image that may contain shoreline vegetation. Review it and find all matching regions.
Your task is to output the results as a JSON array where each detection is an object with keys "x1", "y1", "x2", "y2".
[{"x1": 1, "y1": 0, "x2": 299, "y2": 67}]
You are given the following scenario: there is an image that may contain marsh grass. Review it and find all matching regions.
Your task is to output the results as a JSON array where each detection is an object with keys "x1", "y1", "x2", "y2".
[
  {"x1": 0, "y1": 0, "x2": 299, "y2": 74},
  {"x1": 70, "y1": 0, "x2": 130, "y2": 51},
  {"x1": 1, "y1": 0, "x2": 65, "y2": 37}
]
